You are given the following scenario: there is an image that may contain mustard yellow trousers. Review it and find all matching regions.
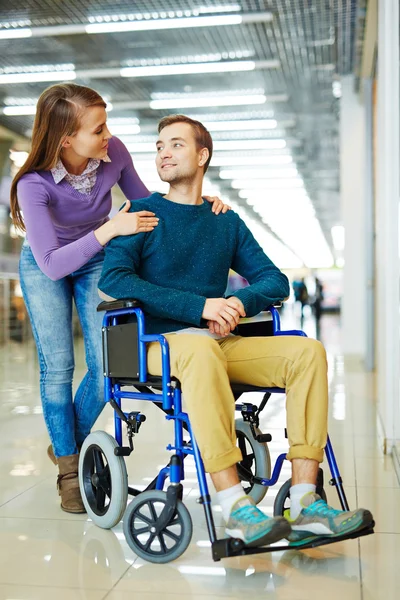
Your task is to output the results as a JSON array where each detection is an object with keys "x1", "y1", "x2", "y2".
[{"x1": 147, "y1": 334, "x2": 328, "y2": 473}]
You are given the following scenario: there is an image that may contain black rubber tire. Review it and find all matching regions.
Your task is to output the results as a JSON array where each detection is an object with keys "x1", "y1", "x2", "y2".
[
  {"x1": 123, "y1": 490, "x2": 193, "y2": 564},
  {"x1": 235, "y1": 418, "x2": 271, "y2": 504},
  {"x1": 79, "y1": 431, "x2": 128, "y2": 529},
  {"x1": 273, "y1": 469, "x2": 327, "y2": 517}
]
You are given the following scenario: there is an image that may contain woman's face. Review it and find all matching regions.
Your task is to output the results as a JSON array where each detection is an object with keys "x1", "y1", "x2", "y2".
[{"x1": 64, "y1": 105, "x2": 112, "y2": 160}]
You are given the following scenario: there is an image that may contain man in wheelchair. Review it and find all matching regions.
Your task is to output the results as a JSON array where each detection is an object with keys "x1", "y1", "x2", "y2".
[{"x1": 98, "y1": 115, "x2": 373, "y2": 548}]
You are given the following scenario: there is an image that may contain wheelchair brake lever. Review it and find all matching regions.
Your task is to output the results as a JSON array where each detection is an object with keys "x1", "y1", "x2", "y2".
[{"x1": 126, "y1": 412, "x2": 146, "y2": 450}]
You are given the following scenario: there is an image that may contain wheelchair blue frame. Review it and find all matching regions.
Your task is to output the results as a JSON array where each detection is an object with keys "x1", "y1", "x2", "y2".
[{"x1": 100, "y1": 304, "x2": 372, "y2": 560}]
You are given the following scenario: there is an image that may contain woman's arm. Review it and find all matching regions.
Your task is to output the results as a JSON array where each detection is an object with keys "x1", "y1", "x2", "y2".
[
  {"x1": 112, "y1": 136, "x2": 150, "y2": 200},
  {"x1": 18, "y1": 176, "x2": 104, "y2": 280},
  {"x1": 18, "y1": 176, "x2": 158, "y2": 280}
]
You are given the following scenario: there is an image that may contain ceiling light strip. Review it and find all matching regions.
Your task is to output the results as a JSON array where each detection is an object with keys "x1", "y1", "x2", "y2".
[
  {"x1": 0, "y1": 11, "x2": 273, "y2": 39},
  {"x1": 0, "y1": 71, "x2": 76, "y2": 84},
  {"x1": 0, "y1": 61, "x2": 282, "y2": 85}
]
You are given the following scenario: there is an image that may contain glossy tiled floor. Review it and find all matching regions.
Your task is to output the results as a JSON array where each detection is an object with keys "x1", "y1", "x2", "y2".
[{"x1": 0, "y1": 308, "x2": 398, "y2": 600}]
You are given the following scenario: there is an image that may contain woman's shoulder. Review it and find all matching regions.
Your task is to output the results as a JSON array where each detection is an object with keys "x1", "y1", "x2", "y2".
[
  {"x1": 107, "y1": 136, "x2": 130, "y2": 161},
  {"x1": 17, "y1": 170, "x2": 48, "y2": 192}
]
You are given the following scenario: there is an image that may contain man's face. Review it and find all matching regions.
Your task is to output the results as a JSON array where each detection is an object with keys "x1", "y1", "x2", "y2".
[{"x1": 155, "y1": 122, "x2": 207, "y2": 183}]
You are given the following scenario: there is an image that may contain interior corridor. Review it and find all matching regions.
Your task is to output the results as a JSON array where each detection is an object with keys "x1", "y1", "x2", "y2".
[{"x1": 0, "y1": 310, "x2": 396, "y2": 600}]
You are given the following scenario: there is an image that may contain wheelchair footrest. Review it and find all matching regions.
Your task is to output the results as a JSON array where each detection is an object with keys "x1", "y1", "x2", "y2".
[{"x1": 211, "y1": 523, "x2": 375, "y2": 561}]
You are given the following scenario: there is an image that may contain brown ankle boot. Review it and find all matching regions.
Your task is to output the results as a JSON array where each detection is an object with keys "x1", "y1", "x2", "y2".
[
  {"x1": 47, "y1": 445, "x2": 57, "y2": 465},
  {"x1": 57, "y1": 454, "x2": 86, "y2": 514}
]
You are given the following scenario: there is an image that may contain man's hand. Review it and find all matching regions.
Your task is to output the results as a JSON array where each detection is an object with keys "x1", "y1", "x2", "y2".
[
  {"x1": 202, "y1": 297, "x2": 246, "y2": 336},
  {"x1": 225, "y1": 296, "x2": 246, "y2": 317},
  {"x1": 207, "y1": 320, "x2": 231, "y2": 337}
]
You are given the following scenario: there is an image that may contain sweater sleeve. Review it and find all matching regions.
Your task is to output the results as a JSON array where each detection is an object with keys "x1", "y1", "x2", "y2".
[
  {"x1": 98, "y1": 232, "x2": 207, "y2": 325},
  {"x1": 18, "y1": 176, "x2": 103, "y2": 281},
  {"x1": 112, "y1": 137, "x2": 150, "y2": 200},
  {"x1": 230, "y1": 217, "x2": 290, "y2": 316}
]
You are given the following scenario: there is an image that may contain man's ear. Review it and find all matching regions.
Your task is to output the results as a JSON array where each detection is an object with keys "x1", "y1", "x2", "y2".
[{"x1": 199, "y1": 147, "x2": 209, "y2": 167}]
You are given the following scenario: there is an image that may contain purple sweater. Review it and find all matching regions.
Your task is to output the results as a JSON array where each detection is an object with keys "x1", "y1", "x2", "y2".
[{"x1": 17, "y1": 136, "x2": 149, "y2": 280}]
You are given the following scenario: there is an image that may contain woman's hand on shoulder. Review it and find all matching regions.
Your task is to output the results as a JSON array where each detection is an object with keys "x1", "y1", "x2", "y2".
[
  {"x1": 94, "y1": 200, "x2": 159, "y2": 245},
  {"x1": 203, "y1": 195, "x2": 231, "y2": 215},
  {"x1": 111, "y1": 201, "x2": 159, "y2": 236}
]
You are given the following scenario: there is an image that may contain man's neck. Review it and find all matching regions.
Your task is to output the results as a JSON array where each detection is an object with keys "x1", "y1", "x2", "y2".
[{"x1": 164, "y1": 180, "x2": 203, "y2": 205}]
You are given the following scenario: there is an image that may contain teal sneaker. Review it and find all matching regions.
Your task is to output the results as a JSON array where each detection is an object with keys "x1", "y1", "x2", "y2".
[
  {"x1": 285, "y1": 492, "x2": 374, "y2": 545},
  {"x1": 225, "y1": 497, "x2": 291, "y2": 547}
]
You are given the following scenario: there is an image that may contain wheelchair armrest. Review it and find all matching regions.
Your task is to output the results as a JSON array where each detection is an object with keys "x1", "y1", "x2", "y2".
[{"x1": 97, "y1": 298, "x2": 141, "y2": 312}]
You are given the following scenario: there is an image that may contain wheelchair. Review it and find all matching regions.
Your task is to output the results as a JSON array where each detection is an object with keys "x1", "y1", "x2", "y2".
[{"x1": 78, "y1": 300, "x2": 374, "y2": 564}]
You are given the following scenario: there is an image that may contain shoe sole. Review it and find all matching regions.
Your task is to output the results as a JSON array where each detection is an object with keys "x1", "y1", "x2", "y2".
[
  {"x1": 227, "y1": 518, "x2": 291, "y2": 548},
  {"x1": 288, "y1": 509, "x2": 374, "y2": 545}
]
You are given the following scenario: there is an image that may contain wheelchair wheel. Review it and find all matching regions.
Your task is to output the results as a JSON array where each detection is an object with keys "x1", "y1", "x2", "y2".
[
  {"x1": 79, "y1": 431, "x2": 128, "y2": 529},
  {"x1": 273, "y1": 468, "x2": 327, "y2": 517},
  {"x1": 123, "y1": 490, "x2": 193, "y2": 564},
  {"x1": 235, "y1": 418, "x2": 271, "y2": 505}
]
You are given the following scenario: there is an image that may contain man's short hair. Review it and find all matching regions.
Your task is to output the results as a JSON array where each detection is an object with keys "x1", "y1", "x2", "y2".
[{"x1": 158, "y1": 114, "x2": 213, "y2": 173}]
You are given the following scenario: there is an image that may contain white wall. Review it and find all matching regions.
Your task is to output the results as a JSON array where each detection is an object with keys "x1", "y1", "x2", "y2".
[
  {"x1": 340, "y1": 75, "x2": 367, "y2": 358},
  {"x1": 375, "y1": 0, "x2": 400, "y2": 448}
]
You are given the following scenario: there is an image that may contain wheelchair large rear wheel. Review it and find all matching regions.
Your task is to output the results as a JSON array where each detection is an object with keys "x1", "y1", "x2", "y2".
[
  {"x1": 235, "y1": 419, "x2": 271, "y2": 505},
  {"x1": 273, "y1": 468, "x2": 327, "y2": 517},
  {"x1": 79, "y1": 431, "x2": 128, "y2": 529},
  {"x1": 123, "y1": 490, "x2": 193, "y2": 564}
]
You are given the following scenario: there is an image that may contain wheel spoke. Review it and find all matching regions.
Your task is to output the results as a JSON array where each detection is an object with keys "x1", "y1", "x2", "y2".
[
  {"x1": 96, "y1": 487, "x2": 106, "y2": 511},
  {"x1": 143, "y1": 531, "x2": 157, "y2": 551},
  {"x1": 93, "y1": 448, "x2": 105, "y2": 473},
  {"x1": 134, "y1": 525, "x2": 151, "y2": 536},
  {"x1": 102, "y1": 464, "x2": 111, "y2": 497},
  {"x1": 136, "y1": 509, "x2": 154, "y2": 525},
  {"x1": 148, "y1": 500, "x2": 159, "y2": 522},
  {"x1": 163, "y1": 527, "x2": 180, "y2": 542},
  {"x1": 158, "y1": 532, "x2": 168, "y2": 553},
  {"x1": 237, "y1": 434, "x2": 247, "y2": 456},
  {"x1": 237, "y1": 462, "x2": 253, "y2": 481}
]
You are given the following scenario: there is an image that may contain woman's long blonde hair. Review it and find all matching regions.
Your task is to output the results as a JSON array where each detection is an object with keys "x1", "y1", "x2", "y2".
[{"x1": 10, "y1": 82, "x2": 106, "y2": 231}]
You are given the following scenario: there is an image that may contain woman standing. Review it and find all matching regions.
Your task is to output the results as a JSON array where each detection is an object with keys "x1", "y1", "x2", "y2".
[{"x1": 10, "y1": 83, "x2": 227, "y2": 514}]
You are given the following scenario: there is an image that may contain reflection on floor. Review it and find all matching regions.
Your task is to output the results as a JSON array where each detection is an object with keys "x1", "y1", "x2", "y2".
[{"x1": 0, "y1": 311, "x2": 398, "y2": 600}]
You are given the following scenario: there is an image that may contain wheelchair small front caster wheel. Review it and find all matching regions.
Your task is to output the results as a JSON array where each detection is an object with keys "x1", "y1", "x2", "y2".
[
  {"x1": 79, "y1": 431, "x2": 128, "y2": 529},
  {"x1": 235, "y1": 419, "x2": 271, "y2": 505},
  {"x1": 123, "y1": 490, "x2": 193, "y2": 564},
  {"x1": 273, "y1": 468, "x2": 327, "y2": 517}
]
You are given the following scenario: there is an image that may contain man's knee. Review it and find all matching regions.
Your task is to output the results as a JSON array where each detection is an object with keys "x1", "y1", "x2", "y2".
[{"x1": 296, "y1": 338, "x2": 327, "y2": 369}]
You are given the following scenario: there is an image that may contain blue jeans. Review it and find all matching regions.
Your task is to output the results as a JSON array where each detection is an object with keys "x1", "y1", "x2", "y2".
[{"x1": 19, "y1": 244, "x2": 105, "y2": 457}]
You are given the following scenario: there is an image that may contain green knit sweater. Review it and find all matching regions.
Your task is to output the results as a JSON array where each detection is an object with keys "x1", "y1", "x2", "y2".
[{"x1": 99, "y1": 193, "x2": 289, "y2": 334}]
